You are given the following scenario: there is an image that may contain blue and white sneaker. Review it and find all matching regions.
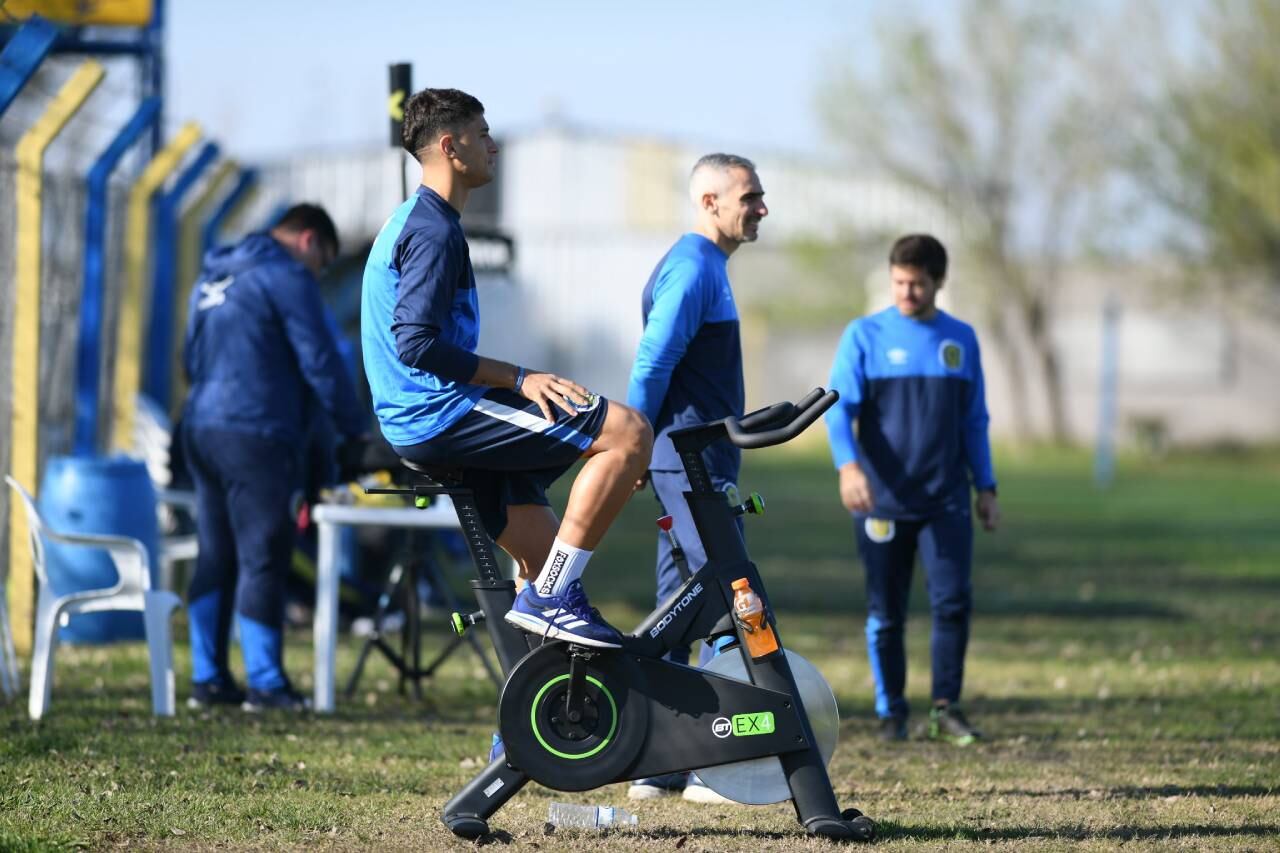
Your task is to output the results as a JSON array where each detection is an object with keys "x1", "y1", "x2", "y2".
[{"x1": 504, "y1": 579, "x2": 623, "y2": 648}]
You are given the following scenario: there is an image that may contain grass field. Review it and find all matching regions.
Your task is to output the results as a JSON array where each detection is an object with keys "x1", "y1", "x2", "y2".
[{"x1": 2, "y1": 446, "x2": 1278, "y2": 851}]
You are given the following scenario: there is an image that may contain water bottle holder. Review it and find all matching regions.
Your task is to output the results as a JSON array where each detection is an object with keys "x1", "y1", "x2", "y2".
[{"x1": 735, "y1": 613, "x2": 781, "y2": 659}]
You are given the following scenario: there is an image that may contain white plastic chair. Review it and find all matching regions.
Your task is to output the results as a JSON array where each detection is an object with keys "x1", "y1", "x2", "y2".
[
  {"x1": 134, "y1": 395, "x2": 198, "y2": 592},
  {"x1": 0, "y1": 542, "x2": 20, "y2": 701},
  {"x1": 5, "y1": 475, "x2": 182, "y2": 720},
  {"x1": 155, "y1": 488, "x2": 199, "y2": 592}
]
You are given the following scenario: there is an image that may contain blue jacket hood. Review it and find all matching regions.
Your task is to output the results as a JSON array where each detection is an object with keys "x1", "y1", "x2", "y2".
[{"x1": 201, "y1": 232, "x2": 292, "y2": 277}]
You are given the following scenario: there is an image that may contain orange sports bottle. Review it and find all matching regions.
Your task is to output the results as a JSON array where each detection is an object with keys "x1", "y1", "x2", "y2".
[{"x1": 731, "y1": 578, "x2": 779, "y2": 659}]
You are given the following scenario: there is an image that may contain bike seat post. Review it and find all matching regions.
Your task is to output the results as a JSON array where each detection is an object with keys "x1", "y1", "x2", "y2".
[{"x1": 397, "y1": 460, "x2": 532, "y2": 676}]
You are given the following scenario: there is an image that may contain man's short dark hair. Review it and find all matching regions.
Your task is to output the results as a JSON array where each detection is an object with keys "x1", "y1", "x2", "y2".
[
  {"x1": 889, "y1": 234, "x2": 948, "y2": 282},
  {"x1": 401, "y1": 87, "x2": 485, "y2": 159},
  {"x1": 274, "y1": 203, "x2": 340, "y2": 256}
]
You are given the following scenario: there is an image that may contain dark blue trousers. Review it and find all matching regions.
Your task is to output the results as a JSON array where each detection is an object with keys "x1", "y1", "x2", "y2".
[
  {"x1": 855, "y1": 509, "x2": 973, "y2": 719},
  {"x1": 183, "y1": 425, "x2": 298, "y2": 691},
  {"x1": 651, "y1": 469, "x2": 742, "y2": 666}
]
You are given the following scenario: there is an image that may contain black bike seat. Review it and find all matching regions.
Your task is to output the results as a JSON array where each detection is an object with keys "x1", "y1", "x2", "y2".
[{"x1": 399, "y1": 458, "x2": 465, "y2": 487}]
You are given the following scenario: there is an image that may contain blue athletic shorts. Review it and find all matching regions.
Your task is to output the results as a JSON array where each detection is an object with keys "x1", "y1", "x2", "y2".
[{"x1": 393, "y1": 388, "x2": 609, "y2": 540}]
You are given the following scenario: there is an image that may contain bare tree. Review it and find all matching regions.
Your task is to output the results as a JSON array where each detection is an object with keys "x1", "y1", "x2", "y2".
[
  {"x1": 1125, "y1": 0, "x2": 1280, "y2": 318},
  {"x1": 818, "y1": 0, "x2": 1114, "y2": 442}
]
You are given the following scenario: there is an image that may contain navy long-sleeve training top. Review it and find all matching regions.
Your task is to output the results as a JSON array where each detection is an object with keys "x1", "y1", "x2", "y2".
[
  {"x1": 824, "y1": 306, "x2": 996, "y2": 519},
  {"x1": 361, "y1": 185, "x2": 487, "y2": 446},
  {"x1": 181, "y1": 232, "x2": 365, "y2": 444},
  {"x1": 628, "y1": 233, "x2": 744, "y2": 476}
]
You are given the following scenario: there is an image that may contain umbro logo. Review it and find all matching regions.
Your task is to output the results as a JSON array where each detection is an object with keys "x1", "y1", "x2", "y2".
[{"x1": 196, "y1": 276, "x2": 235, "y2": 311}]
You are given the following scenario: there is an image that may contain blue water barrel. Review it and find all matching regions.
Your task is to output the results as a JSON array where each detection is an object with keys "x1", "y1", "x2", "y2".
[{"x1": 37, "y1": 455, "x2": 159, "y2": 643}]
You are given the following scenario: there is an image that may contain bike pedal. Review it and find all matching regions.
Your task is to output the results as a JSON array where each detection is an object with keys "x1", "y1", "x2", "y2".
[{"x1": 450, "y1": 610, "x2": 485, "y2": 636}]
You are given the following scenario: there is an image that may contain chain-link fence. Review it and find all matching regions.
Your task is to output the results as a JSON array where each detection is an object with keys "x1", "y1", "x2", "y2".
[{"x1": 0, "y1": 60, "x2": 134, "y2": 622}]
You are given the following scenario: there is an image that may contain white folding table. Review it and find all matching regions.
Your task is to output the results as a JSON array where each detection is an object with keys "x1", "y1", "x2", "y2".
[{"x1": 312, "y1": 498, "x2": 476, "y2": 712}]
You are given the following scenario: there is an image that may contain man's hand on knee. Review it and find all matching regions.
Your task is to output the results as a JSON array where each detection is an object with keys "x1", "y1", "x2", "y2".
[{"x1": 518, "y1": 370, "x2": 591, "y2": 421}]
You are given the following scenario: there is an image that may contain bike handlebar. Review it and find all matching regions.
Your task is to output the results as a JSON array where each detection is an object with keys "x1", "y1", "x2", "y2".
[
  {"x1": 724, "y1": 387, "x2": 839, "y2": 449},
  {"x1": 738, "y1": 401, "x2": 795, "y2": 431}
]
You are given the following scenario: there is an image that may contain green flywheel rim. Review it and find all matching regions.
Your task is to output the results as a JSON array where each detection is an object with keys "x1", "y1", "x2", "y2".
[{"x1": 529, "y1": 674, "x2": 617, "y2": 760}]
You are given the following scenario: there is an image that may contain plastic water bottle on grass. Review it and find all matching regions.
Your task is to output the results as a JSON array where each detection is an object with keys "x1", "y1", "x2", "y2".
[{"x1": 547, "y1": 803, "x2": 638, "y2": 829}]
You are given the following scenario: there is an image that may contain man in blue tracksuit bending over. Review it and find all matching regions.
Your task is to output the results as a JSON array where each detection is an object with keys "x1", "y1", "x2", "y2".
[
  {"x1": 825, "y1": 234, "x2": 1001, "y2": 744},
  {"x1": 181, "y1": 204, "x2": 367, "y2": 711},
  {"x1": 626, "y1": 153, "x2": 768, "y2": 801}
]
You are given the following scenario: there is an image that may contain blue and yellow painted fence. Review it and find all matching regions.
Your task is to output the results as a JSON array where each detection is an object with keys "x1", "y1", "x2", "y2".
[
  {"x1": 75, "y1": 97, "x2": 161, "y2": 456},
  {"x1": 7, "y1": 61, "x2": 105, "y2": 654},
  {"x1": 0, "y1": 15, "x2": 57, "y2": 116},
  {"x1": 144, "y1": 139, "x2": 219, "y2": 412},
  {"x1": 202, "y1": 166, "x2": 259, "y2": 256},
  {"x1": 169, "y1": 160, "x2": 238, "y2": 409},
  {"x1": 3, "y1": 1, "x2": 156, "y2": 27},
  {"x1": 110, "y1": 121, "x2": 201, "y2": 453}
]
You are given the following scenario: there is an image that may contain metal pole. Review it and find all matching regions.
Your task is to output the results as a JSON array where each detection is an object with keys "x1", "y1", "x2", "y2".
[
  {"x1": 145, "y1": 140, "x2": 219, "y2": 410},
  {"x1": 1094, "y1": 294, "x2": 1121, "y2": 488},
  {"x1": 201, "y1": 167, "x2": 258, "y2": 255},
  {"x1": 111, "y1": 122, "x2": 202, "y2": 452},
  {"x1": 76, "y1": 97, "x2": 160, "y2": 455},
  {"x1": 389, "y1": 63, "x2": 411, "y2": 200},
  {"x1": 0, "y1": 16, "x2": 58, "y2": 117}
]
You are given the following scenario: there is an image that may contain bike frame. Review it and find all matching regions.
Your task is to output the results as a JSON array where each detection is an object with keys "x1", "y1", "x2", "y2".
[{"x1": 436, "y1": 389, "x2": 851, "y2": 836}]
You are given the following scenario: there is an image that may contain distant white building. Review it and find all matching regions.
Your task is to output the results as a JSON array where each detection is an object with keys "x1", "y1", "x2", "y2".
[{"x1": 255, "y1": 126, "x2": 1280, "y2": 447}]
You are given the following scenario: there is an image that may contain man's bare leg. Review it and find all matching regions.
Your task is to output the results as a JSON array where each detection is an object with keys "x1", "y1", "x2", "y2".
[
  {"x1": 497, "y1": 504, "x2": 558, "y2": 582},
  {"x1": 557, "y1": 402, "x2": 652, "y2": 548},
  {"x1": 496, "y1": 402, "x2": 650, "y2": 579},
  {"x1": 503, "y1": 401, "x2": 652, "y2": 648}
]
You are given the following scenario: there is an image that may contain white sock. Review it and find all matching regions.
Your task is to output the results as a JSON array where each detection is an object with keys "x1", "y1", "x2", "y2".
[{"x1": 533, "y1": 538, "x2": 592, "y2": 597}]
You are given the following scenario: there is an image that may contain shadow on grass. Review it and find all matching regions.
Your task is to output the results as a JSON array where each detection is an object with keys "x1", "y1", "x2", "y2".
[
  {"x1": 476, "y1": 826, "x2": 798, "y2": 846},
  {"x1": 470, "y1": 820, "x2": 1280, "y2": 845},
  {"x1": 877, "y1": 821, "x2": 1280, "y2": 842},
  {"x1": 730, "y1": 587, "x2": 1188, "y2": 621},
  {"x1": 977, "y1": 691, "x2": 1274, "y2": 718},
  {"x1": 0, "y1": 725, "x2": 84, "y2": 759},
  {"x1": 976, "y1": 598, "x2": 1186, "y2": 620},
  {"x1": 995, "y1": 783, "x2": 1277, "y2": 799}
]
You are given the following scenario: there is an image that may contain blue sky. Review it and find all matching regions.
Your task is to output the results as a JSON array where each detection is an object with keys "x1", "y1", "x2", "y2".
[
  {"x1": 168, "y1": 0, "x2": 880, "y2": 160},
  {"x1": 163, "y1": 0, "x2": 1207, "y2": 257}
]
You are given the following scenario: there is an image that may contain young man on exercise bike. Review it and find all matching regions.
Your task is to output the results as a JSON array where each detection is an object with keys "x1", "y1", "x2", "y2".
[{"x1": 362, "y1": 88, "x2": 652, "y2": 651}]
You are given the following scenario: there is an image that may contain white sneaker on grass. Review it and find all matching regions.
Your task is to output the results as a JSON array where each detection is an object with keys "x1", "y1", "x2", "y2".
[
  {"x1": 628, "y1": 771, "x2": 688, "y2": 800},
  {"x1": 681, "y1": 773, "x2": 736, "y2": 804}
]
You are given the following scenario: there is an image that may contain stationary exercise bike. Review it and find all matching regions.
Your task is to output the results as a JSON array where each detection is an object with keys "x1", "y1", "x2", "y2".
[{"x1": 372, "y1": 388, "x2": 876, "y2": 842}]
